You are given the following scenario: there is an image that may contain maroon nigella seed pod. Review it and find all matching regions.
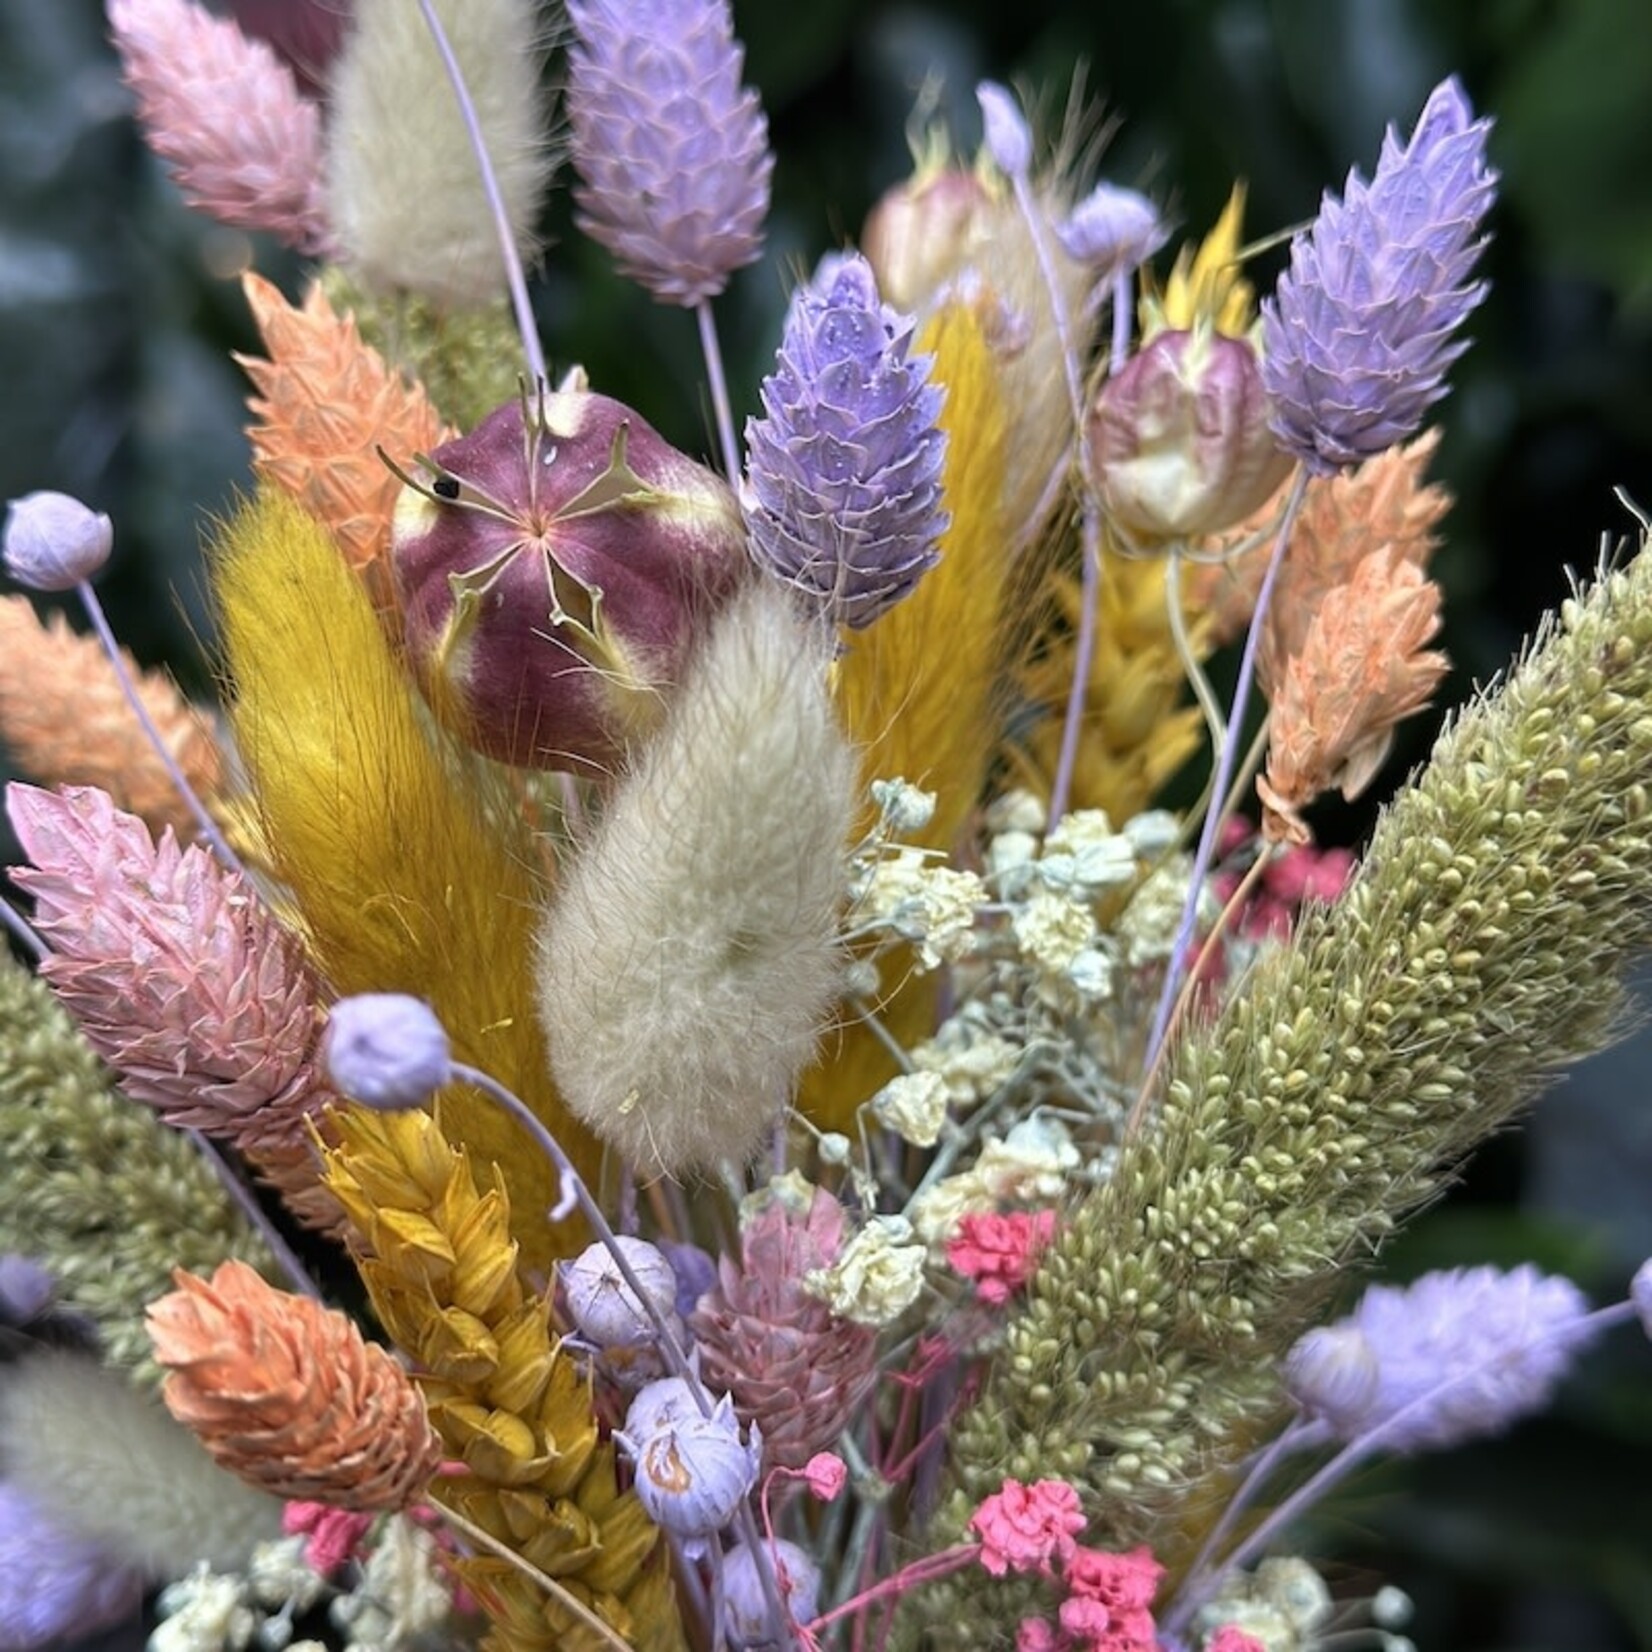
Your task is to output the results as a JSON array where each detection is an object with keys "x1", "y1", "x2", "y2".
[
  {"x1": 1088, "y1": 324, "x2": 1291, "y2": 542},
  {"x1": 390, "y1": 384, "x2": 749, "y2": 773}
]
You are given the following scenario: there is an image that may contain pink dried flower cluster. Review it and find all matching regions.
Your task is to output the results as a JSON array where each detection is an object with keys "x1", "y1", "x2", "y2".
[
  {"x1": 108, "y1": 0, "x2": 329, "y2": 252},
  {"x1": 1016, "y1": 1544, "x2": 1164, "y2": 1652},
  {"x1": 282, "y1": 1501, "x2": 374, "y2": 1578},
  {"x1": 970, "y1": 1477, "x2": 1087, "y2": 1577},
  {"x1": 947, "y1": 1210, "x2": 1059, "y2": 1305},
  {"x1": 1205, "y1": 1629, "x2": 1267, "y2": 1652},
  {"x1": 1213, "y1": 820, "x2": 1357, "y2": 943}
]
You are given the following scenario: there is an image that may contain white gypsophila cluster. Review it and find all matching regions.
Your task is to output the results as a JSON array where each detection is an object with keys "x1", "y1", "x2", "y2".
[
  {"x1": 909, "y1": 1009, "x2": 1023, "y2": 1108},
  {"x1": 150, "y1": 1569, "x2": 256, "y2": 1652},
  {"x1": 871, "y1": 1068, "x2": 951, "y2": 1146},
  {"x1": 1011, "y1": 886, "x2": 1110, "y2": 1004},
  {"x1": 1118, "y1": 854, "x2": 1214, "y2": 966},
  {"x1": 804, "y1": 1214, "x2": 927, "y2": 1326},
  {"x1": 1190, "y1": 1557, "x2": 1335, "y2": 1652},
  {"x1": 852, "y1": 847, "x2": 988, "y2": 969},
  {"x1": 908, "y1": 1116, "x2": 1082, "y2": 1245},
  {"x1": 869, "y1": 776, "x2": 937, "y2": 835},
  {"x1": 247, "y1": 1537, "x2": 327, "y2": 1614},
  {"x1": 330, "y1": 1517, "x2": 457, "y2": 1648}
]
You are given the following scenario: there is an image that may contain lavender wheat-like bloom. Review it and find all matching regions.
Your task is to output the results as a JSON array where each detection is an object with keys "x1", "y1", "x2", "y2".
[
  {"x1": 6, "y1": 784, "x2": 337, "y2": 1162},
  {"x1": 565, "y1": 0, "x2": 773, "y2": 306},
  {"x1": 1262, "y1": 76, "x2": 1497, "y2": 473},
  {"x1": 1286, "y1": 1264, "x2": 1596, "y2": 1452},
  {"x1": 744, "y1": 253, "x2": 949, "y2": 629},
  {"x1": 107, "y1": 0, "x2": 328, "y2": 254}
]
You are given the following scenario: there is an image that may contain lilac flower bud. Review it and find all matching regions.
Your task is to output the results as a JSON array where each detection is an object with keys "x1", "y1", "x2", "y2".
[
  {"x1": 565, "y1": 0, "x2": 773, "y2": 305},
  {"x1": 323, "y1": 993, "x2": 452, "y2": 1110},
  {"x1": 1631, "y1": 1258, "x2": 1652, "y2": 1340},
  {"x1": 626, "y1": 1376, "x2": 703, "y2": 1440},
  {"x1": 1282, "y1": 1323, "x2": 1381, "y2": 1436},
  {"x1": 724, "y1": 1539, "x2": 821, "y2": 1649},
  {"x1": 391, "y1": 387, "x2": 748, "y2": 773},
  {"x1": 1318, "y1": 1265, "x2": 1595, "y2": 1453},
  {"x1": 0, "y1": 1255, "x2": 56, "y2": 1325},
  {"x1": 1262, "y1": 75, "x2": 1498, "y2": 473},
  {"x1": 1056, "y1": 182, "x2": 1169, "y2": 271},
  {"x1": 562, "y1": 1237, "x2": 678, "y2": 1349},
  {"x1": 3, "y1": 492, "x2": 113, "y2": 591},
  {"x1": 1089, "y1": 325, "x2": 1292, "y2": 540},
  {"x1": 619, "y1": 1387, "x2": 760, "y2": 1544},
  {"x1": 743, "y1": 253, "x2": 949, "y2": 630},
  {"x1": 861, "y1": 165, "x2": 992, "y2": 314},
  {"x1": 976, "y1": 81, "x2": 1032, "y2": 179}
]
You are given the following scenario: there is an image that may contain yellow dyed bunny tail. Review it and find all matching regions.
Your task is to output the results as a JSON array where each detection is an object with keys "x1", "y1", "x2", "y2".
[{"x1": 212, "y1": 490, "x2": 598, "y2": 1271}]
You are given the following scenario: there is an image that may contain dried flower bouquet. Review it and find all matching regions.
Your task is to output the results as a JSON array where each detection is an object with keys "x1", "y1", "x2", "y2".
[{"x1": 3, "y1": 4, "x2": 1651, "y2": 1652}]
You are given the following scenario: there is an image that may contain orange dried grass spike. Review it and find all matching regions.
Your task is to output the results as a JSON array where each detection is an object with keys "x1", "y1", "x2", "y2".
[
  {"x1": 148, "y1": 1258, "x2": 443, "y2": 1511},
  {"x1": 238, "y1": 272, "x2": 454, "y2": 603},
  {"x1": 0, "y1": 596, "x2": 224, "y2": 842}
]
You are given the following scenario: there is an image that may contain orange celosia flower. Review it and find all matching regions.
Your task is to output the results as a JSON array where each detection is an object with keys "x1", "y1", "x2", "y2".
[
  {"x1": 0, "y1": 597, "x2": 224, "y2": 843},
  {"x1": 148, "y1": 1259, "x2": 442, "y2": 1511},
  {"x1": 238, "y1": 272, "x2": 453, "y2": 603},
  {"x1": 1258, "y1": 547, "x2": 1448, "y2": 843}
]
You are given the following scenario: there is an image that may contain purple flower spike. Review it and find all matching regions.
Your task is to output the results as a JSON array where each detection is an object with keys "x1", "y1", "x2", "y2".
[
  {"x1": 1262, "y1": 75, "x2": 1497, "y2": 473},
  {"x1": 566, "y1": 0, "x2": 773, "y2": 306},
  {"x1": 743, "y1": 253, "x2": 949, "y2": 630},
  {"x1": 1290, "y1": 1264, "x2": 1594, "y2": 1453}
]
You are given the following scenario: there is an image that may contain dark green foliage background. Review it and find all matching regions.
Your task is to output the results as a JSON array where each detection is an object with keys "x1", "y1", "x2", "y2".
[{"x1": 2, "y1": 1, "x2": 1651, "y2": 1647}]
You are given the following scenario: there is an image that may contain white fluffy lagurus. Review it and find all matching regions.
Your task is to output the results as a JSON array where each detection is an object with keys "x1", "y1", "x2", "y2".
[
  {"x1": 534, "y1": 580, "x2": 857, "y2": 1178},
  {"x1": 324, "y1": 0, "x2": 551, "y2": 305}
]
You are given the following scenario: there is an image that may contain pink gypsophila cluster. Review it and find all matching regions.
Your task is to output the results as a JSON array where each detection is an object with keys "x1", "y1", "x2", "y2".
[
  {"x1": 970, "y1": 1478, "x2": 1086, "y2": 1577},
  {"x1": 947, "y1": 1210, "x2": 1058, "y2": 1305},
  {"x1": 282, "y1": 1501, "x2": 374, "y2": 1577},
  {"x1": 1016, "y1": 1545, "x2": 1165, "y2": 1652},
  {"x1": 1206, "y1": 1630, "x2": 1268, "y2": 1652}
]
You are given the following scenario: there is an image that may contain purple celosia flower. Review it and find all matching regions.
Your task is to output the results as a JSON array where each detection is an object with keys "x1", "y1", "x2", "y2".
[
  {"x1": 743, "y1": 253, "x2": 949, "y2": 630},
  {"x1": 0, "y1": 1481, "x2": 144, "y2": 1650},
  {"x1": 1261, "y1": 75, "x2": 1497, "y2": 473},
  {"x1": 565, "y1": 0, "x2": 773, "y2": 305},
  {"x1": 1287, "y1": 1264, "x2": 1595, "y2": 1453},
  {"x1": 323, "y1": 993, "x2": 452, "y2": 1111}
]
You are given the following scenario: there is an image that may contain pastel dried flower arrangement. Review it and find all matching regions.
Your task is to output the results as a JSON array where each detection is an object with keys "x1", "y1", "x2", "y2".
[{"x1": 3, "y1": 4, "x2": 1652, "y2": 1652}]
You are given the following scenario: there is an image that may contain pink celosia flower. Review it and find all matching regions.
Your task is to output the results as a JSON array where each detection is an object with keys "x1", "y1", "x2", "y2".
[
  {"x1": 947, "y1": 1210, "x2": 1058, "y2": 1305},
  {"x1": 802, "y1": 1451, "x2": 847, "y2": 1501},
  {"x1": 107, "y1": 0, "x2": 329, "y2": 252},
  {"x1": 1056, "y1": 1545, "x2": 1163, "y2": 1652},
  {"x1": 282, "y1": 1500, "x2": 374, "y2": 1577},
  {"x1": 1206, "y1": 1629, "x2": 1268, "y2": 1652},
  {"x1": 969, "y1": 1478, "x2": 1086, "y2": 1577},
  {"x1": 1018, "y1": 1619, "x2": 1059, "y2": 1652}
]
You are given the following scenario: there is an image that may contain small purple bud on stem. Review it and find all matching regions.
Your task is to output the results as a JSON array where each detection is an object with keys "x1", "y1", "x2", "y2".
[
  {"x1": 3, "y1": 492, "x2": 113, "y2": 591},
  {"x1": 1056, "y1": 182, "x2": 1168, "y2": 271},
  {"x1": 563, "y1": 1237, "x2": 679, "y2": 1349},
  {"x1": 324, "y1": 993, "x2": 452, "y2": 1111},
  {"x1": 390, "y1": 386, "x2": 749, "y2": 774},
  {"x1": 976, "y1": 81, "x2": 1032, "y2": 179}
]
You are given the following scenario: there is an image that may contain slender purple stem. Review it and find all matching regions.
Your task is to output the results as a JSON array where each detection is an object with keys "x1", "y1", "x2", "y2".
[
  {"x1": 76, "y1": 582, "x2": 241, "y2": 874},
  {"x1": 414, "y1": 0, "x2": 546, "y2": 388},
  {"x1": 187, "y1": 1130, "x2": 323, "y2": 1303},
  {"x1": 696, "y1": 298, "x2": 742, "y2": 486},
  {"x1": 1141, "y1": 469, "x2": 1309, "y2": 1075}
]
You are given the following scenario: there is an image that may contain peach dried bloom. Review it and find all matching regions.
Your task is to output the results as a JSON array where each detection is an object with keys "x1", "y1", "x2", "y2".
[
  {"x1": 1258, "y1": 548, "x2": 1447, "y2": 843},
  {"x1": 239, "y1": 273, "x2": 453, "y2": 600},
  {"x1": 0, "y1": 597, "x2": 224, "y2": 842},
  {"x1": 148, "y1": 1259, "x2": 442, "y2": 1510}
]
